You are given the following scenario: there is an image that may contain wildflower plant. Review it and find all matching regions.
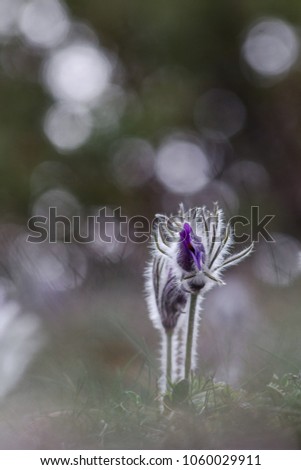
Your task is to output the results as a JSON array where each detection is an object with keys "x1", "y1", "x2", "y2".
[{"x1": 145, "y1": 203, "x2": 254, "y2": 395}]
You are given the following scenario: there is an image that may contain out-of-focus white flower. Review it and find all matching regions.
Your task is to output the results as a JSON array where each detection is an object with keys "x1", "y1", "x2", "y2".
[{"x1": 0, "y1": 298, "x2": 43, "y2": 398}]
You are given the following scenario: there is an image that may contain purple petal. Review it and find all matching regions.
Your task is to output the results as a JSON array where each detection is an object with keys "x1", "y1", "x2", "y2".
[{"x1": 177, "y1": 222, "x2": 205, "y2": 273}]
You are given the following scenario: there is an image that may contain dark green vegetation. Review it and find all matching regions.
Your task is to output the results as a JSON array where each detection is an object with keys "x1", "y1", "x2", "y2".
[
  {"x1": 1, "y1": 302, "x2": 301, "y2": 450},
  {"x1": 3, "y1": 364, "x2": 301, "y2": 449}
]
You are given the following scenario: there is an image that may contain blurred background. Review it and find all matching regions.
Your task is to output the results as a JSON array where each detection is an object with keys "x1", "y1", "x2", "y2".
[{"x1": 0, "y1": 0, "x2": 301, "y2": 449}]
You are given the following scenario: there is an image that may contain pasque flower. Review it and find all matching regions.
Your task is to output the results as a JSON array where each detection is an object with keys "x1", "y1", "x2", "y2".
[{"x1": 145, "y1": 203, "x2": 254, "y2": 393}]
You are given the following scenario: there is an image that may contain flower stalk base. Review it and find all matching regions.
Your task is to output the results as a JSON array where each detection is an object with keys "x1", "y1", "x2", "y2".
[{"x1": 184, "y1": 293, "x2": 198, "y2": 381}]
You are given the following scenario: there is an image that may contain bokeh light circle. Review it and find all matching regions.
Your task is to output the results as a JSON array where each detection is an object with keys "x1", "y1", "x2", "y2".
[
  {"x1": 252, "y1": 233, "x2": 301, "y2": 286},
  {"x1": 19, "y1": 0, "x2": 70, "y2": 49},
  {"x1": 242, "y1": 18, "x2": 299, "y2": 78},
  {"x1": 44, "y1": 102, "x2": 93, "y2": 152},
  {"x1": 155, "y1": 136, "x2": 210, "y2": 194},
  {"x1": 43, "y1": 42, "x2": 113, "y2": 105},
  {"x1": 195, "y1": 89, "x2": 246, "y2": 138},
  {"x1": 112, "y1": 138, "x2": 155, "y2": 188}
]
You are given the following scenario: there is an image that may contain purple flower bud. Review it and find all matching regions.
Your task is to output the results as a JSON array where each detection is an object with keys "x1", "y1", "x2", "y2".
[
  {"x1": 149, "y1": 257, "x2": 188, "y2": 330},
  {"x1": 159, "y1": 266, "x2": 187, "y2": 331},
  {"x1": 177, "y1": 223, "x2": 205, "y2": 273}
]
